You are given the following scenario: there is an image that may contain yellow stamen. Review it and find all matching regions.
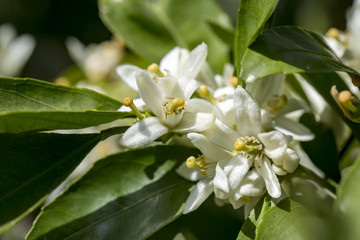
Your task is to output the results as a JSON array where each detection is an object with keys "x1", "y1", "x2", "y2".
[
  {"x1": 147, "y1": 63, "x2": 164, "y2": 77},
  {"x1": 186, "y1": 156, "x2": 196, "y2": 168},
  {"x1": 339, "y1": 90, "x2": 357, "y2": 112},
  {"x1": 199, "y1": 85, "x2": 217, "y2": 104},
  {"x1": 228, "y1": 76, "x2": 238, "y2": 88},
  {"x1": 234, "y1": 139, "x2": 245, "y2": 151},
  {"x1": 122, "y1": 97, "x2": 144, "y2": 119},
  {"x1": 327, "y1": 28, "x2": 340, "y2": 39},
  {"x1": 169, "y1": 98, "x2": 185, "y2": 113}
]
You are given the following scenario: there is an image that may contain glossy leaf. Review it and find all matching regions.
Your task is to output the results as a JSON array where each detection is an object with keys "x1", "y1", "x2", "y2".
[
  {"x1": 237, "y1": 195, "x2": 271, "y2": 240},
  {"x1": 0, "y1": 77, "x2": 131, "y2": 133},
  {"x1": 98, "y1": 0, "x2": 232, "y2": 72},
  {"x1": 26, "y1": 145, "x2": 199, "y2": 240},
  {"x1": 256, "y1": 198, "x2": 328, "y2": 240},
  {"x1": 0, "y1": 128, "x2": 122, "y2": 229},
  {"x1": 235, "y1": 0, "x2": 279, "y2": 77},
  {"x1": 240, "y1": 26, "x2": 360, "y2": 82},
  {"x1": 334, "y1": 155, "x2": 360, "y2": 240}
]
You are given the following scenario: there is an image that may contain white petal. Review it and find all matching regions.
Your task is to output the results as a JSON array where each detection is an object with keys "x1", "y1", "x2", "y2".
[
  {"x1": 136, "y1": 70, "x2": 164, "y2": 117},
  {"x1": 223, "y1": 154, "x2": 253, "y2": 192},
  {"x1": 182, "y1": 78, "x2": 200, "y2": 99},
  {"x1": 272, "y1": 164, "x2": 288, "y2": 176},
  {"x1": 229, "y1": 198, "x2": 246, "y2": 209},
  {"x1": 246, "y1": 74, "x2": 284, "y2": 106},
  {"x1": 213, "y1": 164, "x2": 230, "y2": 198},
  {"x1": 234, "y1": 86, "x2": 261, "y2": 136},
  {"x1": 258, "y1": 131, "x2": 292, "y2": 159},
  {"x1": 183, "y1": 179, "x2": 213, "y2": 214},
  {"x1": 185, "y1": 98, "x2": 214, "y2": 113},
  {"x1": 280, "y1": 148, "x2": 300, "y2": 173},
  {"x1": 203, "y1": 119, "x2": 238, "y2": 151},
  {"x1": 186, "y1": 133, "x2": 233, "y2": 163},
  {"x1": 180, "y1": 42, "x2": 207, "y2": 79},
  {"x1": 174, "y1": 112, "x2": 214, "y2": 132},
  {"x1": 274, "y1": 116, "x2": 314, "y2": 141},
  {"x1": 214, "y1": 86, "x2": 235, "y2": 100},
  {"x1": 176, "y1": 161, "x2": 204, "y2": 181},
  {"x1": 116, "y1": 64, "x2": 142, "y2": 90},
  {"x1": 214, "y1": 100, "x2": 236, "y2": 129},
  {"x1": 238, "y1": 169, "x2": 266, "y2": 197},
  {"x1": 157, "y1": 76, "x2": 184, "y2": 99},
  {"x1": 119, "y1": 117, "x2": 168, "y2": 148},
  {"x1": 159, "y1": 46, "x2": 182, "y2": 76},
  {"x1": 255, "y1": 157, "x2": 281, "y2": 198}
]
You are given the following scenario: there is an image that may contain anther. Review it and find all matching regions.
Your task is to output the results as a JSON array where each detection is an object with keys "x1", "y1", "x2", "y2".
[
  {"x1": 327, "y1": 28, "x2": 340, "y2": 39},
  {"x1": 186, "y1": 156, "x2": 196, "y2": 168},
  {"x1": 147, "y1": 63, "x2": 164, "y2": 77},
  {"x1": 199, "y1": 85, "x2": 217, "y2": 104},
  {"x1": 228, "y1": 76, "x2": 238, "y2": 88},
  {"x1": 122, "y1": 97, "x2": 144, "y2": 119}
]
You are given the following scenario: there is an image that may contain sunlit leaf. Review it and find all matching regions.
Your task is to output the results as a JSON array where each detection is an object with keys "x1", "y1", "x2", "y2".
[
  {"x1": 98, "y1": 0, "x2": 232, "y2": 72},
  {"x1": 0, "y1": 77, "x2": 131, "y2": 133},
  {"x1": 235, "y1": 0, "x2": 279, "y2": 77},
  {"x1": 26, "y1": 145, "x2": 199, "y2": 240},
  {"x1": 255, "y1": 198, "x2": 328, "y2": 240},
  {"x1": 241, "y1": 26, "x2": 360, "y2": 82}
]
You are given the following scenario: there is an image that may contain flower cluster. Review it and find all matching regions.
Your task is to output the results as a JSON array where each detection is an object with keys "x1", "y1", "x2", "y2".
[{"x1": 117, "y1": 43, "x2": 313, "y2": 215}]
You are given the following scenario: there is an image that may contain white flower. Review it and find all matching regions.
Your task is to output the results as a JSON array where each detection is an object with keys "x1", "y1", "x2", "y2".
[
  {"x1": 66, "y1": 36, "x2": 124, "y2": 82},
  {"x1": 116, "y1": 43, "x2": 208, "y2": 91},
  {"x1": 177, "y1": 86, "x2": 300, "y2": 213},
  {"x1": 0, "y1": 23, "x2": 35, "y2": 77},
  {"x1": 119, "y1": 70, "x2": 214, "y2": 148}
]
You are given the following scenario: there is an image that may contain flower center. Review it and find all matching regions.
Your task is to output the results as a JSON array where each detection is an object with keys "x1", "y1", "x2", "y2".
[
  {"x1": 234, "y1": 136, "x2": 263, "y2": 155},
  {"x1": 266, "y1": 94, "x2": 287, "y2": 115},
  {"x1": 186, "y1": 155, "x2": 207, "y2": 175},
  {"x1": 162, "y1": 97, "x2": 185, "y2": 115}
]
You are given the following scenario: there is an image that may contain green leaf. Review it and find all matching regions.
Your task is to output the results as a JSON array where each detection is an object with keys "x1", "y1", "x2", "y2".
[
  {"x1": 237, "y1": 195, "x2": 271, "y2": 240},
  {"x1": 334, "y1": 155, "x2": 360, "y2": 240},
  {"x1": 26, "y1": 145, "x2": 198, "y2": 240},
  {"x1": 300, "y1": 113, "x2": 340, "y2": 181},
  {"x1": 241, "y1": 26, "x2": 360, "y2": 82},
  {"x1": 235, "y1": 0, "x2": 279, "y2": 77},
  {"x1": 0, "y1": 77, "x2": 132, "y2": 133},
  {"x1": 208, "y1": 20, "x2": 235, "y2": 49},
  {"x1": 0, "y1": 128, "x2": 122, "y2": 229},
  {"x1": 255, "y1": 198, "x2": 328, "y2": 240},
  {"x1": 98, "y1": 0, "x2": 232, "y2": 72}
]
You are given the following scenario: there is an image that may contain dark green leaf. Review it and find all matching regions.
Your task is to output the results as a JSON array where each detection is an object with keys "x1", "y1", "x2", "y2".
[
  {"x1": 300, "y1": 113, "x2": 340, "y2": 181},
  {"x1": 0, "y1": 128, "x2": 122, "y2": 229},
  {"x1": 256, "y1": 198, "x2": 328, "y2": 240},
  {"x1": 237, "y1": 195, "x2": 271, "y2": 240},
  {"x1": 98, "y1": 0, "x2": 232, "y2": 72},
  {"x1": 26, "y1": 145, "x2": 199, "y2": 240},
  {"x1": 0, "y1": 77, "x2": 131, "y2": 133},
  {"x1": 334, "y1": 155, "x2": 360, "y2": 240},
  {"x1": 235, "y1": 0, "x2": 279, "y2": 77},
  {"x1": 241, "y1": 26, "x2": 360, "y2": 82}
]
